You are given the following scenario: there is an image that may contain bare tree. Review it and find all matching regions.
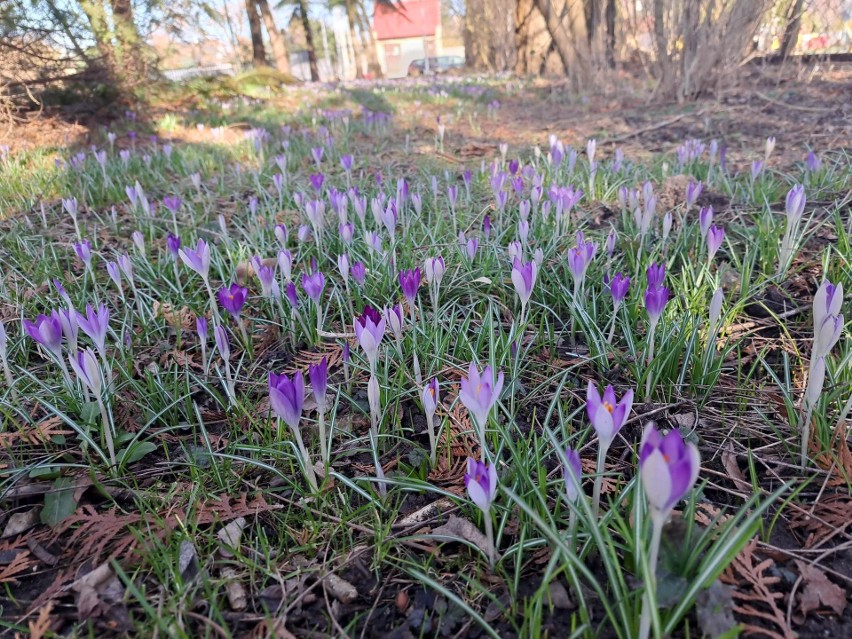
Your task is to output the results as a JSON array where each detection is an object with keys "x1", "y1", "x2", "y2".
[
  {"x1": 246, "y1": 0, "x2": 267, "y2": 66},
  {"x1": 257, "y1": 0, "x2": 291, "y2": 73},
  {"x1": 295, "y1": 0, "x2": 319, "y2": 80},
  {"x1": 779, "y1": 0, "x2": 805, "y2": 59}
]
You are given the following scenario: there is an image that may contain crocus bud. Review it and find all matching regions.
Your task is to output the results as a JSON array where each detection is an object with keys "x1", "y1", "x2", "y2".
[
  {"x1": 709, "y1": 287, "x2": 724, "y2": 330},
  {"x1": 562, "y1": 447, "x2": 582, "y2": 503},
  {"x1": 308, "y1": 357, "x2": 328, "y2": 413},
  {"x1": 662, "y1": 212, "x2": 672, "y2": 241},
  {"x1": 785, "y1": 185, "x2": 806, "y2": 223}
]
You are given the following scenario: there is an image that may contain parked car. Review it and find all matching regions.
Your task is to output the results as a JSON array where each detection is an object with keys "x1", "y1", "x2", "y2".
[{"x1": 407, "y1": 56, "x2": 465, "y2": 76}]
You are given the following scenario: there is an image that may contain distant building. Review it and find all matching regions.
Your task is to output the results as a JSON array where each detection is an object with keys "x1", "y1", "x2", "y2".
[{"x1": 373, "y1": 0, "x2": 464, "y2": 78}]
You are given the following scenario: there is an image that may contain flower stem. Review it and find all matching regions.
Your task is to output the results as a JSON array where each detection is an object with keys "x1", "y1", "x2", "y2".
[
  {"x1": 292, "y1": 425, "x2": 318, "y2": 491},
  {"x1": 483, "y1": 512, "x2": 496, "y2": 570},
  {"x1": 592, "y1": 442, "x2": 608, "y2": 518},
  {"x1": 317, "y1": 409, "x2": 329, "y2": 468},
  {"x1": 426, "y1": 413, "x2": 436, "y2": 467},
  {"x1": 638, "y1": 512, "x2": 664, "y2": 639},
  {"x1": 97, "y1": 396, "x2": 116, "y2": 468},
  {"x1": 645, "y1": 324, "x2": 657, "y2": 403}
]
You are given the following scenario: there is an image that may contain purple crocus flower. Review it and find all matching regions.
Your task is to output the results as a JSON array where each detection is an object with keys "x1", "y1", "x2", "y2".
[
  {"x1": 639, "y1": 423, "x2": 701, "y2": 517},
  {"x1": 483, "y1": 214, "x2": 491, "y2": 238},
  {"x1": 606, "y1": 228, "x2": 616, "y2": 258},
  {"x1": 337, "y1": 254, "x2": 350, "y2": 285},
  {"x1": 606, "y1": 273, "x2": 630, "y2": 310},
  {"x1": 301, "y1": 271, "x2": 326, "y2": 303},
  {"x1": 586, "y1": 381, "x2": 634, "y2": 448},
  {"x1": 70, "y1": 347, "x2": 102, "y2": 395},
  {"x1": 311, "y1": 146, "x2": 324, "y2": 166},
  {"x1": 339, "y1": 223, "x2": 354, "y2": 244},
  {"x1": 269, "y1": 370, "x2": 304, "y2": 430},
  {"x1": 53, "y1": 279, "x2": 71, "y2": 305},
  {"x1": 459, "y1": 362, "x2": 504, "y2": 433},
  {"x1": 562, "y1": 447, "x2": 583, "y2": 503},
  {"x1": 196, "y1": 316, "x2": 208, "y2": 343},
  {"x1": 309, "y1": 173, "x2": 324, "y2": 193},
  {"x1": 644, "y1": 286, "x2": 670, "y2": 327},
  {"x1": 399, "y1": 268, "x2": 421, "y2": 305},
  {"x1": 354, "y1": 306, "x2": 386, "y2": 369},
  {"x1": 179, "y1": 239, "x2": 211, "y2": 281},
  {"x1": 309, "y1": 357, "x2": 328, "y2": 411},
  {"x1": 699, "y1": 206, "x2": 713, "y2": 240},
  {"x1": 285, "y1": 282, "x2": 299, "y2": 309},
  {"x1": 251, "y1": 257, "x2": 278, "y2": 298},
  {"x1": 786, "y1": 185, "x2": 806, "y2": 222},
  {"x1": 340, "y1": 154, "x2": 353, "y2": 172},
  {"x1": 806, "y1": 151, "x2": 822, "y2": 172},
  {"x1": 163, "y1": 196, "x2": 182, "y2": 214},
  {"x1": 76, "y1": 303, "x2": 110, "y2": 355},
  {"x1": 646, "y1": 263, "x2": 666, "y2": 289},
  {"x1": 74, "y1": 240, "x2": 92, "y2": 266},
  {"x1": 218, "y1": 284, "x2": 248, "y2": 319},
  {"x1": 278, "y1": 250, "x2": 293, "y2": 281},
  {"x1": 351, "y1": 262, "x2": 366, "y2": 286},
  {"x1": 105, "y1": 261, "x2": 122, "y2": 289},
  {"x1": 422, "y1": 377, "x2": 439, "y2": 417},
  {"x1": 685, "y1": 181, "x2": 702, "y2": 208},
  {"x1": 751, "y1": 160, "x2": 764, "y2": 180},
  {"x1": 385, "y1": 304, "x2": 404, "y2": 341},
  {"x1": 424, "y1": 256, "x2": 445, "y2": 286},
  {"x1": 274, "y1": 224, "x2": 288, "y2": 246},
  {"x1": 166, "y1": 234, "x2": 181, "y2": 258},
  {"x1": 464, "y1": 457, "x2": 497, "y2": 514},
  {"x1": 23, "y1": 312, "x2": 63, "y2": 357},
  {"x1": 465, "y1": 237, "x2": 479, "y2": 261},
  {"x1": 511, "y1": 259, "x2": 537, "y2": 307},
  {"x1": 706, "y1": 225, "x2": 725, "y2": 260},
  {"x1": 214, "y1": 324, "x2": 230, "y2": 360}
]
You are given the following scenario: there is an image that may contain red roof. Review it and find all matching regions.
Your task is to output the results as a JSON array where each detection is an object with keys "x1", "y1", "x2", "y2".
[{"x1": 374, "y1": 0, "x2": 440, "y2": 40}]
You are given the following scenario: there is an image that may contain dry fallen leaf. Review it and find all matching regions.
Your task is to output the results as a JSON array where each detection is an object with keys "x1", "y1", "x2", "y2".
[
  {"x1": 432, "y1": 515, "x2": 491, "y2": 557},
  {"x1": 325, "y1": 573, "x2": 358, "y2": 604},
  {"x1": 394, "y1": 497, "x2": 455, "y2": 529},
  {"x1": 217, "y1": 517, "x2": 246, "y2": 558},
  {"x1": 721, "y1": 441, "x2": 750, "y2": 491},
  {"x1": 2, "y1": 508, "x2": 42, "y2": 538},
  {"x1": 721, "y1": 539, "x2": 795, "y2": 639},
  {"x1": 221, "y1": 567, "x2": 248, "y2": 611},
  {"x1": 794, "y1": 560, "x2": 847, "y2": 622}
]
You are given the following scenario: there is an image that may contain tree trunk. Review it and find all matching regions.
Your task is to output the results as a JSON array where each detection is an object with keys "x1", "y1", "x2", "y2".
[
  {"x1": 355, "y1": 0, "x2": 383, "y2": 78},
  {"x1": 111, "y1": 0, "x2": 145, "y2": 76},
  {"x1": 653, "y1": 0, "x2": 670, "y2": 95},
  {"x1": 257, "y1": 0, "x2": 290, "y2": 74},
  {"x1": 533, "y1": 0, "x2": 590, "y2": 86},
  {"x1": 246, "y1": 0, "x2": 266, "y2": 67},
  {"x1": 345, "y1": 0, "x2": 364, "y2": 78},
  {"x1": 605, "y1": 0, "x2": 616, "y2": 67},
  {"x1": 77, "y1": 0, "x2": 113, "y2": 59},
  {"x1": 297, "y1": 0, "x2": 320, "y2": 81},
  {"x1": 514, "y1": 0, "x2": 551, "y2": 75},
  {"x1": 779, "y1": 0, "x2": 805, "y2": 59}
]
